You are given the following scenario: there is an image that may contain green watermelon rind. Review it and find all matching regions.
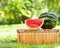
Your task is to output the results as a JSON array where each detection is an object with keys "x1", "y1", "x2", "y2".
[
  {"x1": 39, "y1": 12, "x2": 58, "y2": 29},
  {"x1": 41, "y1": 19, "x2": 57, "y2": 29},
  {"x1": 39, "y1": 12, "x2": 58, "y2": 21}
]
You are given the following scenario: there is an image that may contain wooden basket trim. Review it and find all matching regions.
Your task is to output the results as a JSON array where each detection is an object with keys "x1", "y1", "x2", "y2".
[{"x1": 17, "y1": 29, "x2": 59, "y2": 33}]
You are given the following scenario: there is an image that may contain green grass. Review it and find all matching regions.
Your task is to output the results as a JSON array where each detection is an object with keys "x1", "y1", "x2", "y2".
[
  {"x1": 0, "y1": 24, "x2": 60, "y2": 48},
  {"x1": 0, "y1": 42, "x2": 60, "y2": 48}
]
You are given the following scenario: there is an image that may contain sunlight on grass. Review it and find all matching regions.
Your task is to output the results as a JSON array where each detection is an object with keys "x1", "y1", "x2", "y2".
[
  {"x1": 0, "y1": 24, "x2": 27, "y2": 42},
  {"x1": 0, "y1": 42, "x2": 59, "y2": 48},
  {"x1": 55, "y1": 46, "x2": 60, "y2": 48}
]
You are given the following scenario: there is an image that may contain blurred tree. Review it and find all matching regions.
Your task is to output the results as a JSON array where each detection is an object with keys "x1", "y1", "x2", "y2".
[
  {"x1": 0, "y1": 0, "x2": 42, "y2": 24},
  {"x1": 0, "y1": 0, "x2": 60, "y2": 25}
]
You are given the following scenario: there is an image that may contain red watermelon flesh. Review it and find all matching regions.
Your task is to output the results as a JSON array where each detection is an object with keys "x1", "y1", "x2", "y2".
[{"x1": 25, "y1": 18, "x2": 44, "y2": 29}]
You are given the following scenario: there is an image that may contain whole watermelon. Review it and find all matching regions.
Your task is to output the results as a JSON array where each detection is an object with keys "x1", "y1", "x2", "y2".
[{"x1": 39, "y1": 12, "x2": 58, "y2": 29}]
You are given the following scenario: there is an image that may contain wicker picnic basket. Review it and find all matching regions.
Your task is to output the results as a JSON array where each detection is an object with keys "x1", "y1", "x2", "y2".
[{"x1": 17, "y1": 29, "x2": 59, "y2": 44}]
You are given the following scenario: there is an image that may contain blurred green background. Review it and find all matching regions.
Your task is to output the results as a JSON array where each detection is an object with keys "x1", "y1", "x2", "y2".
[{"x1": 0, "y1": 0, "x2": 60, "y2": 25}]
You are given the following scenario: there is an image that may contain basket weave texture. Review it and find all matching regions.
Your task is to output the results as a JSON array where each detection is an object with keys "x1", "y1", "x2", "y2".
[{"x1": 17, "y1": 29, "x2": 59, "y2": 44}]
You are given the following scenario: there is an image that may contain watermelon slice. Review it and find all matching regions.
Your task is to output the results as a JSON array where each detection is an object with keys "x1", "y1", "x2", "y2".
[{"x1": 25, "y1": 18, "x2": 44, "y2": 29}]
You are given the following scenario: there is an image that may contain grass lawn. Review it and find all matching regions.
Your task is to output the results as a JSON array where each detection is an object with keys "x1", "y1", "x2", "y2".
[{"x1": 0, "y1": 24, "x2": 60, "y2": 48}]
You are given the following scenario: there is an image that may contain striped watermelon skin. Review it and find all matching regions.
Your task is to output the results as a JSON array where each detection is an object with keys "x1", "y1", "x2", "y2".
[
  {"x1": 39, "y1": 12, "x2": 57, "y2": 20},
  {"x1": 25, "y1": 19, "x2": 44, "y2": 29},
  {"x1": 41, "y1": 19, "x2": 57, "y2": 29},
  {"x1": 39, "y1": 12, "x2": 58, "y2": 29}
]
